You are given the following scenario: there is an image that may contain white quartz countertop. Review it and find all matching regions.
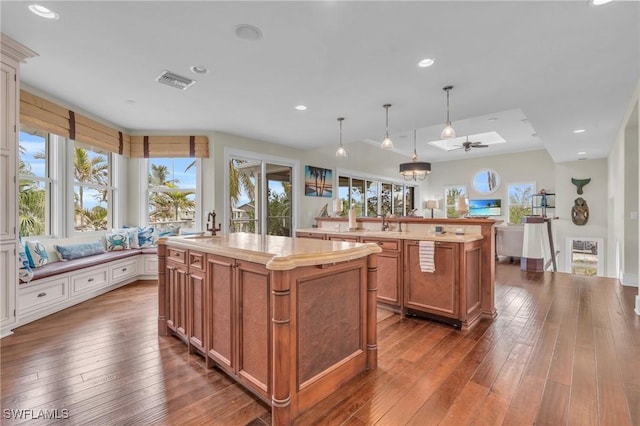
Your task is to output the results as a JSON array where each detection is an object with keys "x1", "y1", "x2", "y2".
[
  {"x1": 296, "y1": 228, "x2": 483, "y2": 243},
  {"x1": 162, "y1": 232, "x2": 382, "y2": 271}
]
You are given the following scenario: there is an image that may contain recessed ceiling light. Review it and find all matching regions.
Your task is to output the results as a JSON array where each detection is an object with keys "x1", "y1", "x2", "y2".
[
  {"x1": 190, "y1": 66, "x2": 208, "y2": 75},
  {"x1": 417, "y1": 58, "x2": 434, "y2": 68},
  {"x1": 28, "y1": 4, "x2": 59, "y2": 20},
  {"x1": 295, "y1": 105, "x2": 307, "y2": 111},
  {"x1": 235, "y1": 24, "x2": 262, "y2": 41},
  {"x1": 590, "y1": 0, "x2": 613, "y2": 6},
  {"x1": 578, "y1": 151, "x2": 587, "y2": 155},
  {"x1": 573, "y1": 129, "x2": 586, "y2": 134}
]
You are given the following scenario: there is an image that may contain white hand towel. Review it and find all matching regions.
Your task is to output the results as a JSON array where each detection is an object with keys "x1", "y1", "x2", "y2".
[{"x1": 418, "y1": 240, "x2": 435, "y2": 273}]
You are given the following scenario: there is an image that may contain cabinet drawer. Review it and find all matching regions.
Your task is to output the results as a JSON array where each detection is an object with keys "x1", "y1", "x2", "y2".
[
  {"x1": 189, "y1": 251, "x2": 205, "y2": 272},
  {"x1": 71, "y1": 268, "x2": 108, "y2": 295},
  {"x1": 110, "y1": 259, "x2": 138, "y2": 283},
  {"x1": 296, "y1": 232, "x2": 325, "y2": 239},
  {"x1": 327, "y1": 234, "x2": 359, "y2": 243},
  {"x1": 19, "y1": 277, "x2": 69, "y2": 314},
  {"x1": 362, "y1": 238, "x2": 400, "y2": 252},
  {"x1": 167, "y1": 248, "x2": 186, "y2": 264},
  {"x1": 142, "y1": 255, "x2": 158, "y2": 275}
]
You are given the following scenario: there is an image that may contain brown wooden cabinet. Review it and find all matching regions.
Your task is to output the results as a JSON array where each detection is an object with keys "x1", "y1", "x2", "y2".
[
  {"x1": 205, "y1": 254, "x2": 271, "y2": 402},
  {"x1": 403, "y1": 239, "x2": 482, "y2": 328},
  {"x1": 404, "y1": 241, "x2": 458, "y2": 321},
  {"x1": 361, "y1": 237, "x2": 402, "y2": 310},
  {"x1": 187, "y1": 251, "x2": 206, "y2": 354},
  {"x1": 326, "y1": 234, "x2": 360, "y2": 243},
  {"x1": 166, "y1": 248, "x2": 188, "y2": 342}
]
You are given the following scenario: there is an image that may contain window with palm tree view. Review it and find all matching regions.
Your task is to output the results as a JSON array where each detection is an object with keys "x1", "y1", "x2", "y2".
[
  {"x1": 74, "y1": 144, "x2": 112, "y2": 232},
  {"x1": 508, "y1": 183, "x2": 535, "y2": 224},
  {"x1": 338, "y1": 175, "x2": 415, "y2": 217},
  {"x1": 19, "y1": 129, "x2": 52, "y2": 237},
  {"x1": 148, "y1": 158, "x2": 197, "y2": 234}
]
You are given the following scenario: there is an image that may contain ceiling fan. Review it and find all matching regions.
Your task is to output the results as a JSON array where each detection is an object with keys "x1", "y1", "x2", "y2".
[{"x1": 453, "y1": 137, "x2": 489, "y2": 152}]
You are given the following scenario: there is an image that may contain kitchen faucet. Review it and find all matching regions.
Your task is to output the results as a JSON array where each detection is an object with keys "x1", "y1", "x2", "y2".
[{"x1": 207, "y1": 210, "x2": 221, "y2": 236}]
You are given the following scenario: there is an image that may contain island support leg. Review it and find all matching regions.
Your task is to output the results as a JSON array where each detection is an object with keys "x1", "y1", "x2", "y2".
[
  {"x1": 271, "y1": 270, "x2": 292, "y2": 425},
  {"x1": 366, "y1": 253, "x2": 378, "y2": 370}
]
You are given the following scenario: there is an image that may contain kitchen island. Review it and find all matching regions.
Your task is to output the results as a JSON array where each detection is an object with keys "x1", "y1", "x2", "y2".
[
  {"x1": 298, "y1": 216, "x2": 498, "y2": 329},
  {"x1": 157, "y1": 233, "x2": 381, "y2": 425}
]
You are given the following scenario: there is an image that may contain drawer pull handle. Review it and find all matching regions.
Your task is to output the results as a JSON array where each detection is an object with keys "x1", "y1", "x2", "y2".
[
  {"x1": 122, "y1": 268, "x2": 127, "y2": 272},
  {"x1": 378, "y1": 242, "x2": 384, "y2": 246},
  {"x1": 88, "y1": 278, "x2": 94, "y2": 282},
  {"x1": 174, "y1": 252, "x2": 180, "y2": 256},
  {"x1": 37, "y1": 292, "x2": 47, "y2": 298}
]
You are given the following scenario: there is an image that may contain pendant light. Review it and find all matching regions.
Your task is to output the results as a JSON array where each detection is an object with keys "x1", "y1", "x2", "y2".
[
  {"x1": 335, "y1": 117, "x2": 347, "y2": 158},
  {"x1": 381, "y1": 104, "x2": 394, "y2": 149},
  {"x1": 400, "y1": 129, "x2": 431, "y2": 181},
  {"x1": 440, "y1": 85, "x2": 456, "y2": 139}
]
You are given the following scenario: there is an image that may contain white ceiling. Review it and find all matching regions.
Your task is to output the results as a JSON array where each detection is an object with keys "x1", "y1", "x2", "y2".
[{"x1": 2, "y1": 1, "x2": 638, "y2": 163}]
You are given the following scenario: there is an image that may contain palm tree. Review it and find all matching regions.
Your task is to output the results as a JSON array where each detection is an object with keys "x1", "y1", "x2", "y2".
[
  {"x1": 74, "y1": 147, "x2": 108, "y2": 230},
  {"x1": 18, "y1": 145, "x2": 47, "y2": 236}
]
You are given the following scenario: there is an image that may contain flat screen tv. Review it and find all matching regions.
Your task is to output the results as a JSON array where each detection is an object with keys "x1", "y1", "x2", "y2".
[{"x1": 469, "y1": 198, "x2": 502, "y2": 217}]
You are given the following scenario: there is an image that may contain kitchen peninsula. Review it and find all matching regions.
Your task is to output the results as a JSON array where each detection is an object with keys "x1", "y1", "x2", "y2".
[
  {"x1": 297, "y1": 217, "x2": 498, "y2": 329},
  {"x1": 157, "y1": 233, "x2": 381, "y2": 425}
]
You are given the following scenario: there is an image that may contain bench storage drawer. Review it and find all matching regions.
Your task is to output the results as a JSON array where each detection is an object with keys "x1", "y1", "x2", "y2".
[
  {"x1": 71, "y1": 267, "x2": 108, "y2": 296},
  {"x1": 110, "y1": 259, "x2": 138, "y2": 283},
  {"x1": 18, "y1": 277, "x2": 69, "y2": 315}
]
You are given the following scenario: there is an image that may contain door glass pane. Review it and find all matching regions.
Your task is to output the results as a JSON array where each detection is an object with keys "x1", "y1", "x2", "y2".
[
  {"x1": 366, "y1": 181, "x2": 379, "y2": 217},
  {"x1": 266, "y1": 163, "x2": 292, "y2": 236},
  {"x1": 229, "y1": 158, "x2": 259, "y2": 234},
  {"x1": 393, "y1": 184, "x2": 404, "y2": 216},
  {"x1": 570, "y1": 239, "x2": 599, "y2": 276},
  {"x1": 351, "y1": 178, "x2": 365, "y2": 216},
  {"x1": 338, "y1": 176, "x2": 350, "y2": 217},
  {"x1": 381, "y1": 183, "x2": 392, "y2": 216}
]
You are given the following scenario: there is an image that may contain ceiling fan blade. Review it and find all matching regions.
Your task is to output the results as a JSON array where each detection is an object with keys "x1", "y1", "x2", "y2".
[{"x1": 474, "y1": 144, "x2": 489, "y2": 148}]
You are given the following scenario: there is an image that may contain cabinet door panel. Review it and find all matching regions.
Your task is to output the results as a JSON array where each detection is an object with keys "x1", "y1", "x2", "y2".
[
  {"x1": 206, "y1": 255, "x2": 234, "y2": 370},
  {"x1": 404, "y1": 241, "x2": 459, "y2": 318},
  {"x1": 376, "y1": 252, "x2": 401, "y2": 305},
  {"x1": 237, "y1": 261, "x2": 270, "y2": 397},
  {"x1": 188, "y1": 270, "x2": 206, "y2": 353}
]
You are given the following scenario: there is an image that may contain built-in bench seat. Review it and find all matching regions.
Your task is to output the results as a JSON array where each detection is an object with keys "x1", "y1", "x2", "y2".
[
  {"x1": 11, "y1": 240, "x2": 159, "y2": 336},
  {"x1": 30, "y1": 248, "x2": 157, "y2": 281}
]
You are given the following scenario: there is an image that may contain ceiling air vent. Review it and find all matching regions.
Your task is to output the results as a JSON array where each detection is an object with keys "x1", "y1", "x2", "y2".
[{"x1": 156, "y1": 70, "x2": 195, "y2": 90}]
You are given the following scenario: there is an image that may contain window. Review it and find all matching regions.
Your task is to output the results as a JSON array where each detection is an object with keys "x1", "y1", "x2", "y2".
[
  {"x1": 18, "y1": 128, "x2": 52, "y2": 237},
  {"x1": 444, "y1": 185, "x2": 467, "y2": 218},
  {"x1": 566, "y1": 237, "x2": 603, "y2": 276},
  {"x1": 508, "y1": 183, "x2": 535, "y2": 224},
  {"x1": 73, "y1": 144, "x2": 112, "y2": 232},
  {"x1": 147, "y1": 158, "x2": 197, "y2": 234},
  {"x1": 338, "y1": 174, "x2": 415, "y2": 217}
]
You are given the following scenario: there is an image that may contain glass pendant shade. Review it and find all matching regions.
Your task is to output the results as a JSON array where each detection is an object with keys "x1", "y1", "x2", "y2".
[
  {"x1": 381, "y1": 104, "x2": 394, "y2": 149},
  {"x1": 335, "y1": 117, "x2": 347, "y2": 158},
  {"x1": 441, "y1": 85, "x2": 456, "y2": 139}
]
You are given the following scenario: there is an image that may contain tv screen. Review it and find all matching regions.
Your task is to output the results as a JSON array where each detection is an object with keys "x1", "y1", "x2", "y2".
[{"x1": 469, "y1": 198, "x2": 502, "y2": 217}]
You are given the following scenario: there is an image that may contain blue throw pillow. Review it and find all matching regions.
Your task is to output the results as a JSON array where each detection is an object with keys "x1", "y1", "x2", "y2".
[
  {"x1": 105, "y1": 231, "x2": 129, "y2": 251},
  {"x1": 18, "y1": 236, "x2": 34, "y2": 283},
  {"x1": 55, "y1": 241, "x2": 106, "y2": 261},
  {"x1": 137, "y1": 226, "x2": 158, "y2": 248},
  {"x1": 113, "y1": 227, "x2": 139, "y2": 249},
  {"x1": 25, "y1": 240, "x2": 50, "y2": 268}
]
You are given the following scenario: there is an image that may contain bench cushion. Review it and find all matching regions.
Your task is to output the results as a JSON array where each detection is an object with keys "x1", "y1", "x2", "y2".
[{"x1": 30, "y1": 250, "x2": 143, "y2": 282}]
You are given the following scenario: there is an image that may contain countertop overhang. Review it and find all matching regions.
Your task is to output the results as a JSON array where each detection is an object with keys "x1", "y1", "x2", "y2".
[
  {"x1": 162, "y1": 232, "x2": 382, "y2": 271},
  {"x1": 296, "y1": 228, "x2": 483, "y2": 243}
]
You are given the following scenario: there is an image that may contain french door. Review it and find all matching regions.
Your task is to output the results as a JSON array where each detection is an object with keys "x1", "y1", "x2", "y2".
[{"x1": 228, "y1": 154, "x2": 294, "y2": 237}]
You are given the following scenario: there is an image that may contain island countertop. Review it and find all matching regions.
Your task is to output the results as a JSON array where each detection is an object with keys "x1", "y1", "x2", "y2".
[
  {"x1": 162, "y1": 232, "x2": 382, "y2": 271},
  {"x1": 295, "y1": 228, "x2": 483, "y2": 243}
]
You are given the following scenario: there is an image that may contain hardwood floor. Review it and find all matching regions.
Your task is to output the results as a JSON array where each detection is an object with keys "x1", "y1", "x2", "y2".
[{"x1": 1, "y1": 262, "x2": 639, "y2": 425}]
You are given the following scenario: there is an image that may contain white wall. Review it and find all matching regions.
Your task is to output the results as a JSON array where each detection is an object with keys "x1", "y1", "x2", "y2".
[
  {"x1": 555, "y1": 159, "x2": 608, "y2": 274},
  {"x1": 624, "y1": 118, "x2": 639, "y2": 286},
  {"x1": 424, "y1": 149, "x2": 556, "y2": 221}
]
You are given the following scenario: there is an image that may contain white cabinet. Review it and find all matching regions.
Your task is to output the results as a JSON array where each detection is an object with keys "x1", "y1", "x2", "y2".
[
  {"x1": 18, "y1": 276, "x2": 69, "y2": 317},
  {"x1": 0, "y1": 243, "x2": 16, "y2": 328},
  {"x1": 140, "y1": 254, "x2": 159, "y2": 276},
  {"x1": 71, "y1": 266, "x2": 109, "y2": 296},
  {"x1": 110, "y1": 258, "x2": 138, "y2": 283},
  {"x1": 0, "y1": 34, "x2": 37, "y2": 337}
]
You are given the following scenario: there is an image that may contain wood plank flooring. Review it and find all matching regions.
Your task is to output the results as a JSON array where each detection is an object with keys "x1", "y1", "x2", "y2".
[{"x1": 1, "y1": 262, "x2": 639, "y2": 425}]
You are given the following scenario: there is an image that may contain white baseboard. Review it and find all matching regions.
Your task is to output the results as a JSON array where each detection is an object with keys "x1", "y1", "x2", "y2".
[
  {"x1": 636, "y1": 295, "x2": 640, "y2": 316},
  {"x1": 622, "y1": 273, "x2": 639, "y2": 287}
]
